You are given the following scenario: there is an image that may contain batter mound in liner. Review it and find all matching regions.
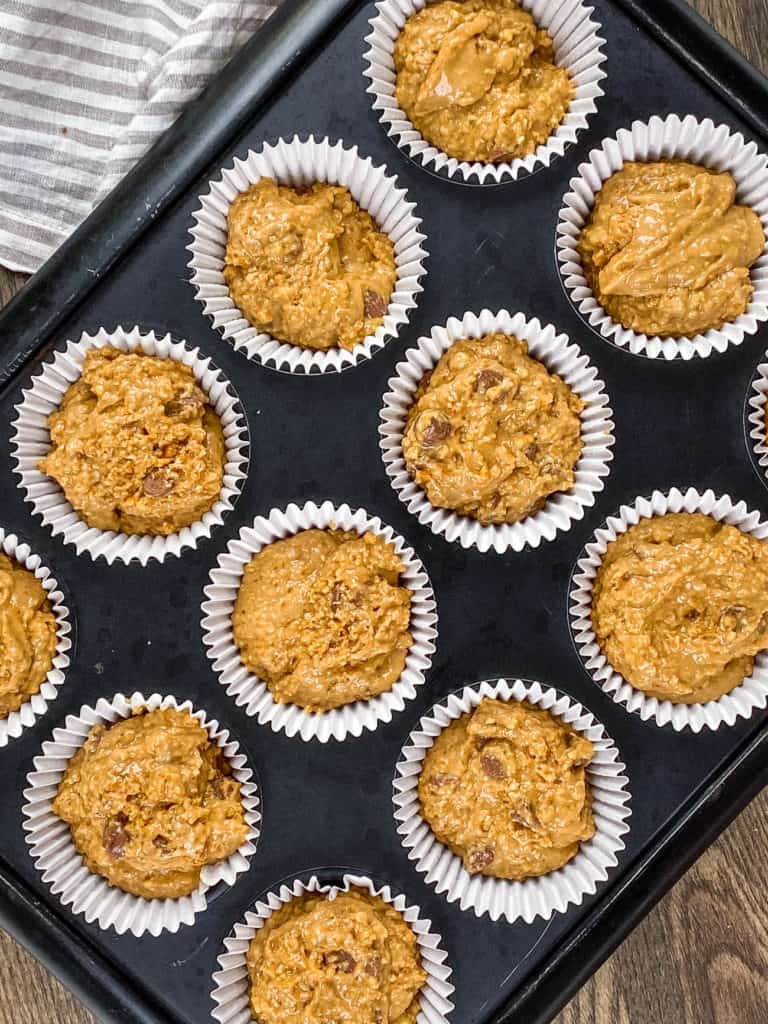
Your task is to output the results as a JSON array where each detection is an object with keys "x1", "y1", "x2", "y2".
[
  {"x1": 402, "y1": 333, "x2": 584, "y2": 524},
  {"x1": 246, "y1": 888, "x2": 427, "y2": 1024},
  {"x1": 592, "y1": 512, "x2": 768, "y2": 703},
  {"x1": 39, "y1": 347, "x2": 225, "y2": 536},
  {"x1": 224, "y1": 179, "x2": 397, "y2": 352},
  {"x1": 578, "y1": 161, "x2": 765, "y2": 338},
  {"x1": 232, "y1": 529, "x2": 413, "y2": 712},
  {"x1": 0, "y1": 554, "x2": 58, "y2": 718},
  {"x1": 419, "y1": 698, "x2": 595, "y2": 880},
  {"x1": 394, "y1": 0, "x2": 573, "y2": 164},
  {"x1": 52, "y1": 708, "x2": 248, "y2": 899}
]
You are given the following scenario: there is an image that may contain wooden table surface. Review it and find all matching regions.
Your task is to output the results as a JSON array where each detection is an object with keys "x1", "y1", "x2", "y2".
[{"x1": 1, "y1": 2, "x2": 768, "y2": 1021}]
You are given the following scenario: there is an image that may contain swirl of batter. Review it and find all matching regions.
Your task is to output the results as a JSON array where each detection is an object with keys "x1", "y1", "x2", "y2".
[
  {"x1": 394, "y1": 0, "x2": 573, "y2": 163},
  {"x1": 578, "y1": 161, "x2": 765, "y2": 338}
]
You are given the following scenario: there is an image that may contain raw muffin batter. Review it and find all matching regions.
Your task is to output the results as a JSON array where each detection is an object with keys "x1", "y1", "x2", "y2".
[
  {"x1": 419, "y1": 698, "x2": 595, "y2": 880},
  {"x1": 233, "y1": 529, "x2": 413, "y2": 712},
  {"x1": 0, "y1": 554, "x2": 57, "y2": 718},
  {"x1": 39, "y1": 347, "x2": 225, "y2": 536},
  {"x1": 52, "y1": 708, "x2": 248, "y2": 899},
  {"x1": 393, "y1": 0, "x2": 573, "y2": 163},
  {"x1": 224, "y1": 178, "x2": 397, "y2": 351},
  {"x1": 247, "y1": 888, "x2": 427, "y2": 1024},
  {"x1": 592, "y1": 513, "x2": 768, "y2": 703},
  {"x1": 578, "y1": 161, "x2": 765, "y2": 337},
  {"x1": 402, "y1": 333, "x2": 584, "y2": 523}
]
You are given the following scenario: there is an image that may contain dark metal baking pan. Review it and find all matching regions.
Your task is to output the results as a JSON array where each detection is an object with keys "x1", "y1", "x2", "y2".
[{"x1": 0, "y1": 1, "x2": 767, "y2": 1023}]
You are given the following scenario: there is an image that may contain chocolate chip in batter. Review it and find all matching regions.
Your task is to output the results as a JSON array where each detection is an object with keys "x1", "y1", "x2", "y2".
[
  {"x1": 480, "y1": 753, "x2": 506, "y2": 779},
  {"x1": 525, "y1": 443, "x2": 539, "y2": 461},
  {"x1": 474, "y1": 369, "x2": 504, "y2": 393},
  {"x1": 142, "y1": 469, "x2": 174, "y2": 498},
  {"x1": 421, "y1": 417, "x2": 452, "y2": 448},
  {"x1": 152, "y1": 834, "x2": 169, "y2": 850},
  {"x1": 467, "y1": 846, "x2": 495, "y2": 872},
  {"x1": 364, "y1": 290, "x2": 388, "y2": 319},
  {"x1": 322, "y1": 949, "x2": 356, "y2": 973},
  {"x1": 103, "y1": 813, "x2": 130, "y2": 858}
]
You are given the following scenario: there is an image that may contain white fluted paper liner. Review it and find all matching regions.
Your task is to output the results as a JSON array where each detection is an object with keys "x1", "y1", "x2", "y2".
[
  {"x1": 202, "y1": 500, "x2": 437, "y2": 742},
  {"x1": 187, "y1": 135, "x2": 427, "y2": 374},
  {"x1": 557, "y1": 114, "x2": 768, "y2": 359},
  {"x1": 22, "y1": 692, "x2": 261, "y2": 937},
  {"x1": 379, "y1": 309, "x2": 614, "y2": 554},
  {"x1": 363, "y1": 0, "x2": 606, "y2": 185},
  {"x1": 0, "y1": 529, "x2": 71, "y2": 747},
  {"x1": 747, "y1": 349, "x2": 768, "y2": 483},
  {"x1": 393, "y1": 678, "x2": 631, "y2": 924},
  {"x1": 10, "y1": 326, "x2": 249, "y2": 566},
  {"x1": 211, "y1": 873, "x2": 455, "y2": 1024},
  {"x1": 570, "y1": 488, "x2": 768, "y2": 731}
]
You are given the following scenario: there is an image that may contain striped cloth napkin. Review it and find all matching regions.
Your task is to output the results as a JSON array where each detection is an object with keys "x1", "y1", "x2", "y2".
[{"x1": 0, "y1": 0, "x2": 277, "y2": 274}]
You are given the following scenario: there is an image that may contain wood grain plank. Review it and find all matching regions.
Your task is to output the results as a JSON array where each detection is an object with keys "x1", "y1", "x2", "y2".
[
  {"x1": 0, "y1": 270, "x2": 25, "y2": 309},
  {"x1": 0, "y1": 930, "x2": 96, "y2": 1024},
  {"x1": 691, "y1": 0, "x2": 768, "y2": 73},
  {"x1": 1, "y1": 2, "x2": 767, "y2": 1022}
]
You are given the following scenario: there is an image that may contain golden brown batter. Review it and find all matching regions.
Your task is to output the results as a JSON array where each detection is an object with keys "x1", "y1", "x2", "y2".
[
  {"x1": 247, "y1": 888, "x2": 427, "y2": 1024},
  {"x1": 224, "y1": 179, "x2": 397, "y2": 351},
  {"x1": 0, "y1": 554, "x2": 57, "y2": 718},
  {"x1": 52, "y1": 708, "x2": 248, "y2": 899},
  {"x1": 394, "y1": 0, "x2": 573, "y2": 164},
  {"x1": 578, "y1": 161, "x2": 765, "y2": 338},
  {"x1": 402, "y1": 333, "x2": 584, "y2": 523},
  {"x1": 419, "y1": 698, "x2": 595, "y2": 880},
  {"x1": 592, "y1": 513, "x2": 768, "y2": 703},
  {"x1": 39, "y1": 347, "x2": 225, "y2": 536},
  {"x1": 233, "y1": 530, "x2": 413, "y2": 712}
]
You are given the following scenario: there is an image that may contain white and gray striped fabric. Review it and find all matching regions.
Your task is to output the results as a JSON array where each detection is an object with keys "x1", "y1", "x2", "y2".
[{"x1": 0, "y1": 0, "x2": 277, "y2": 274}]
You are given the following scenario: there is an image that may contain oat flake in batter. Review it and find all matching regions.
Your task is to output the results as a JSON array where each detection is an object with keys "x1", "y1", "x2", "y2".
[
  {"x1": 394, "y1": 0, "x2": 574, "y2": 164},
  {"x1": 247, "y1": 888, "x2": 427, "y2": 1024}
]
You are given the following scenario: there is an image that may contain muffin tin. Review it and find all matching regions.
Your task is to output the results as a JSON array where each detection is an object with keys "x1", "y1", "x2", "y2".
[{"x1": 1, "y1": 1, "x2": 768, "y2": 1022}]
